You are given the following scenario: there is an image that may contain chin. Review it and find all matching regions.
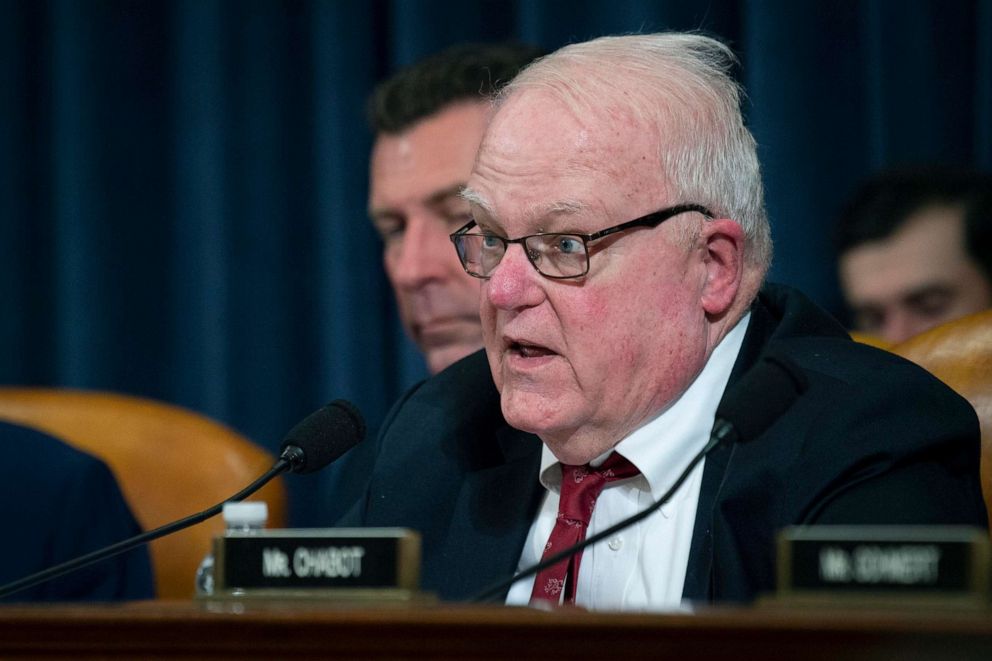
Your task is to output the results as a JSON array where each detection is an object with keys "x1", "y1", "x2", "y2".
[
  {"x1": 425, "y1": 343, "x2": 479, "y2": 375},
  {"x1": 499, "y1": 388, "x2": 575, "y2": 439}
]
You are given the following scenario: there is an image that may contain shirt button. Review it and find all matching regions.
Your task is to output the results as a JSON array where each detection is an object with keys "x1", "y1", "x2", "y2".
[{"x1": 608, "y1": 537, "x2": 623, "y2": 551}]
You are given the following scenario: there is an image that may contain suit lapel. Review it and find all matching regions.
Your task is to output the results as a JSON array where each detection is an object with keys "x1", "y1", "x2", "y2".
[
  {"x1": 682, "y1": 295, "x2": 773, "y2": 602},
  {"x1": 438, "y1": 425, "x2": 544, "y2": 601},
  {"x1": 682, "y1": 284, "x2": 849, "y2": 601}
]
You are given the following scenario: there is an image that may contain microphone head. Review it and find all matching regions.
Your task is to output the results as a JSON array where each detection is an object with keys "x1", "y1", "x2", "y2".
[
  {"x1": 279, "y1": 399, "x2": 366, "y2": 474},
  {"x1": 715, "y1": 349, "x2": 808, "y2": 445}
]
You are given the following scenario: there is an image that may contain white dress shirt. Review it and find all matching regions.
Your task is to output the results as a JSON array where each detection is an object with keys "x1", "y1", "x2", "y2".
[{"x1": 505, "y1": 314, "x2": 750, "y2": 611}]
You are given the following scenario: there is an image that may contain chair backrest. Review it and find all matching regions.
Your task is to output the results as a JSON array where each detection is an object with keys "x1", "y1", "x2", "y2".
[
  {"x1": 891, "y1": 310, "x2": 992, "y2": 529},
  {"x1": 0, "y1": 388, "x2": 287, "y2": 599}
]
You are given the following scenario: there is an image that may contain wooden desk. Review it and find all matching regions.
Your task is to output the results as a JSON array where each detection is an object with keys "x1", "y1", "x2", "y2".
[{"x1": 1, "y1": 600, "x2": 990, "y2": 659}]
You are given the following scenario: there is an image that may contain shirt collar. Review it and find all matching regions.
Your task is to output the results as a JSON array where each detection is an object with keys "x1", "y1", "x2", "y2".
[{"x1": 538, "y1": 312, "x2": 751, "y2": 500}]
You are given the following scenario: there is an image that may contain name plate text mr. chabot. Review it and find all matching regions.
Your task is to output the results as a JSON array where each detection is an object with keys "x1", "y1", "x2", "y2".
[{"x1": 215, "y1": 528, "x2": 420, "y2": 592}]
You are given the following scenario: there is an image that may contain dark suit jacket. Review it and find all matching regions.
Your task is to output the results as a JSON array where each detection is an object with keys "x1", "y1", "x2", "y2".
[
  {"x1": 0, "y1": 421, "x2": 155, "y2": 602},
  {"x1": 342, "y1": 283, "x2": 987, "y2": 604}
]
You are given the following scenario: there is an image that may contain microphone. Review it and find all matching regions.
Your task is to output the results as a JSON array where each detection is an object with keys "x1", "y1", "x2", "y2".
[
  {"x1": 470, "y1": 349, "x2": 808, "y2": 603},
  {"x1": 0, "y1": 399, "x2": 365, "y2": 600},
  {"x1": 279, "y1": 399, "x2": 366, "y2": 474}
]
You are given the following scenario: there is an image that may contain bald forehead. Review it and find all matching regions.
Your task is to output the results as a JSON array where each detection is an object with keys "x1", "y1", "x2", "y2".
[
  {"x1": 479, "y1": 89, "x2": 656, "y2": 180},
  {"x1": 466, "y1": 88, "x2": 672, "y2": 232}
]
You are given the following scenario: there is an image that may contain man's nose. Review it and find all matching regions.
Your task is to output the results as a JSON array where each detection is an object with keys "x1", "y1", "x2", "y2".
[
  {"x1": 882, "y1": 310, "x2": 926, "y2": 344},
  {"x1": 485, "y1": 243, "x2": 544, "y2": 310},
  {"x1": 390, "y1": 217, "x2": 452, "y2": 288}
]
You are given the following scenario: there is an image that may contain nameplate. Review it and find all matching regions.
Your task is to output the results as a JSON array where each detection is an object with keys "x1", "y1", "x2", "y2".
[
  {"x1": 212, "y1": 528, "x2": 420, "y2": 598},
  {"x1": 776, "y1": 526, "x2": 989, "y2": 604}
]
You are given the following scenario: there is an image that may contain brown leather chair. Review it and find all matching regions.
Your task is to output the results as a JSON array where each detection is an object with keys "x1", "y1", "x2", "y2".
[
  {"x1": 891, "y1": 310, "x2": 992, "y2": 529},
  {"x1": 0, "y1": 388, "x2": 287, "y2": 599}
]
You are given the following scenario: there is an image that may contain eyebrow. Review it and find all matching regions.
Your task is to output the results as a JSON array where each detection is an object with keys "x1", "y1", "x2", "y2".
[
  {"x1": 541, "y1": 200, "x2": 585, "y2": 216},
  {"x1": 903, "y1": 284, "x2": 955, "y2": 306},
  {"x1": 369, "y1": 182, "x2": 466, "y2": 219},
  {"x1": 460, "y1": 187, "x2": 587, "y2": 227},
  {"x1": 460, "y1": 186, "x2": 495, "y2": 216},
  {"x1": 425, "y1": 183, "x2": 467, "y2": 208}
]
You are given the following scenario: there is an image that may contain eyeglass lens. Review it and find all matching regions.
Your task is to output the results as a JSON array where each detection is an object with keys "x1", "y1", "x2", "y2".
[{"x1": 456, "y1": 233, "x2": 588, "y2": 278}]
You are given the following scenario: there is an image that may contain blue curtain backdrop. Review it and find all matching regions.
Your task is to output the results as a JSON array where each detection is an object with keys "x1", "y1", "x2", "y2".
[{"x1": 2, "y1": 0, "x2": 990, "y2": 525}]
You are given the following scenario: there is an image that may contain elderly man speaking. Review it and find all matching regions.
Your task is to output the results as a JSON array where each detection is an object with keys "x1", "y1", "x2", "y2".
[{"x1": 343, "y1": 33, "x2": 986, "y2": 610}]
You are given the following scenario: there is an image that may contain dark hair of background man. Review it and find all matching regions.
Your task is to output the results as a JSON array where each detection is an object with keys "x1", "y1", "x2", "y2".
[
  {"x1": 835, "y1": 166, "x2": 992, "y2": 281},
  {"x1": 368, "y1": 42, "x2": 544, "y2": 134}
]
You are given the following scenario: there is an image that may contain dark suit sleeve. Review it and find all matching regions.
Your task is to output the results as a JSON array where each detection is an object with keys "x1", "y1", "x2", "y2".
[
  {"x1": 42, "y1": 456, "x2": 156, "y2": 601},
  {"x1": 786, "y1": 339, "x2": 987, "y2": 529},
  {"x1": 332, "y1": 378, "x2": 427, "y2": 527},
  {"x1": 0, "y1": 423, "x2": 155, "y2": 602},
  {"x1": 323, "y1": 427, "x2": 381, "y2": 527},
  {"x1": 802, "y1": 432, "x2": 987, "y2": 527},
  {"x1": 703, "y1": 337, "x2": 987, "y2": 603}
]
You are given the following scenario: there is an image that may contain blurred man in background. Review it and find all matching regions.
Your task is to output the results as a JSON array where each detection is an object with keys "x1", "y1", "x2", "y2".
[
  {"x1": 319, "y1": 44, "x2": 541, "y2": 524},
  {"x1": 835, "y1": 167, "x2": 992, "y2": 344},
  {"x1": 368, "y1": 43, "x2": 542, "y2": 374}
]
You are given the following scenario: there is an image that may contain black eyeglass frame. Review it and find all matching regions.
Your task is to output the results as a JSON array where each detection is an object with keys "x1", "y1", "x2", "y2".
[{"x1": 448, "y1": 203, "x2": 714, "y2": 280}]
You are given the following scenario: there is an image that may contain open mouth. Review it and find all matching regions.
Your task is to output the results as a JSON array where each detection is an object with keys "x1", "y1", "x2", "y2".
[{"x1": 509, "y1": 341, "x2": 556, "y2": 358}]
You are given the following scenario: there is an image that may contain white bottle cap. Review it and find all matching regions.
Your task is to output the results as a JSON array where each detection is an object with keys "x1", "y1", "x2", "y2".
[{"x1": 222, "y1": 501, "x2": 268, "y2": 527}]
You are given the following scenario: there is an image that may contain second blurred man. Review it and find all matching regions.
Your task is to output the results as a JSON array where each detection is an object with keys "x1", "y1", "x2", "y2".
[
  {"x1": 319, "y1": 44, "x2": 541, "y2": 524},
  {"x1": 368, "y1": 43, "x2": 542, "y2": 374},
  {"x1": 836, "y1": 167, "x2": 992, "y2": 344}
]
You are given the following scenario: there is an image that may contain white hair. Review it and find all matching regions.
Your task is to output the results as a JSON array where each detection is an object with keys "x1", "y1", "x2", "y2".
[{"x1": 499, "y1": 32, "x2": 772, "y2": 275}]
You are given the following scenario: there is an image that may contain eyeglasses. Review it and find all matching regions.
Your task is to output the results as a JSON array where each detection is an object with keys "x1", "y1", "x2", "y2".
[{"x1": 449, "y1": 203, "x2": 714, "y2": 280}]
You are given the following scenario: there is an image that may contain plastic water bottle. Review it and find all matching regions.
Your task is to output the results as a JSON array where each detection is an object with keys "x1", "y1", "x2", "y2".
[{"x1": 194, "y1": 501, "x2": 268, "y2": 596}]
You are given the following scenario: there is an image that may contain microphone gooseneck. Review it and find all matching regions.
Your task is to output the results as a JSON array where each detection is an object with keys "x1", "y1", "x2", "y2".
[
  {"x1": 0, "y1": 399, "x2": 365, "y2": 600},
  {"x1": 470, "y1": 349, "x2": 808, "y2": 604}
]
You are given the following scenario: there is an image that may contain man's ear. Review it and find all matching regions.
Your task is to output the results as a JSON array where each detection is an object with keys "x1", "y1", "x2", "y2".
[{"x1": 699, "y1": 218, "x2": 745, "y2": 316}]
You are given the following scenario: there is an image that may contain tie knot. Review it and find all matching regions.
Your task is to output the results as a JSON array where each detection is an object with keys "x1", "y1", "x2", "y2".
[{"x1": 557, "y1": 453, "x2": 638, "y2": 526}]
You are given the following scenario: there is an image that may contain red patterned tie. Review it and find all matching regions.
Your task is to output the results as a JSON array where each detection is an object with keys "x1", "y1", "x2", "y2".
[{"x1": 530, "y1": 452, "x2": 639, "y2": 606}]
